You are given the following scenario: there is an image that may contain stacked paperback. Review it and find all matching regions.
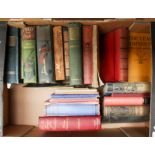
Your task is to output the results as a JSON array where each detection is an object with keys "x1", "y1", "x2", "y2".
[{"x1": 39, "y1": 88, "x2": 101, "y2": 131}]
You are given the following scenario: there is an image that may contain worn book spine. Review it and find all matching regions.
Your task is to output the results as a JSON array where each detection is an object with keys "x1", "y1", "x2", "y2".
[
  {"x1": 39, "y1": 116, "x2": 101, "y2": 131},
  {"x1": 36, "y1": 25, "x2": 55, "y2": 83},
  {"x1": 68, "y1": 23, "x2": 83, "y2": 86},
  {"x1": 83, "y1": 25, "x2": 93, "y2": 85},
  {"x1": 128, "y1": 32, "x2": 152, "y2": 82},
  {"x1": 103, "y1": 82, "x2": 151, "y2": 94},
  {"x1": 21, "y1": 26, "x2": 37, "y2": 83},
  {"x1": 63, "y1": 27, "x2": 69, "y2": 83},
  {"x1": 111, "y1": 93, "x2": 150, "y2": 97},
  {"x1": 103, "y1": 96, "x2": 149, "y2": 106},
  {"x1": 103, "y1": 105, "x2": 150, "y2": 123},
  {"x1": 5, "y1": 26, "x2": 19, "y2": 84},
  {"x1": 45, "y1": 103, "x2": 100, "y2": 116},
  {"x1": 53, "y1": 26, "x2": 65, "y2": 81},
  {"x1": 0, "y1": 22, "x2": 7, "y2": 136},
  {"x1": 114, "y1": 28, "x2": 129, "y2": 81}
]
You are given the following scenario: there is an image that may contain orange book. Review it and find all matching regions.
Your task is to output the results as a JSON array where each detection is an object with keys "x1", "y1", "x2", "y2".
[{"x1": 128, "y1": 32, "x2": 152, "y2": 82}]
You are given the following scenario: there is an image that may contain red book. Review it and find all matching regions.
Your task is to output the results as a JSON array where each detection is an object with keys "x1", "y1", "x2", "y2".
[
  {"x1": 104, "y1": 96, "x2": 144, "y2": 106},
  {"x1": 99, "y1": 28, "x2": 129, "y2": 82},
  {"x1": 112, "y1": 93, "x2": 150, "y2": 97},
  {"x1": 39, "y1": 116, "x2": 101, "y2": 131},
  {"x1": 82, "y1": 25, "x2": 93, "y2": 85}
]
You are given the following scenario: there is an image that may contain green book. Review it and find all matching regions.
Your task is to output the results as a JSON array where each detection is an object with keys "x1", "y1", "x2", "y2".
[
  {"x1": 68, "y1": 23, "x2": 83, "y2": 86},
  {"x1": 21, "y1": 27, "x2": 37, "y2": 83}
]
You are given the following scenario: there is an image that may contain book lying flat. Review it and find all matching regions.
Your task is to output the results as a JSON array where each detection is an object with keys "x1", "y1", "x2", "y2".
[{"x1": 50, "y1": 94, "x2": 99, "y2": 98}]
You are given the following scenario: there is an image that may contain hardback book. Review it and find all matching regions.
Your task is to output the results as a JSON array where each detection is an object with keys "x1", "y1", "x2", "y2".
[
  {"x1": 103, "y1": 105, "x2": 150, "y2": 123},
  {"x1": 82, "y1": 25, "x2": 93, "y2": 85},
  {"x1": 39, "y1": 116, "x2": 101, "y2": 131},
  {"x1": 99, "y1": 27, "x2": 129, "y2": 82},
  {"x1": 45, "y1": 103, "x2": 100, "y2": 116},
  {"x1": 63, "y1": 27, "x2": 69, "y2": 83},
  {"x1": 50, "y1": 94, "x2": 99, "y2": 98},
  {"x1": 102, "y1": 82, "x2": 150, "y2": 95},
  {"x1": 5, "y1": 26, "x2": 19, "y2": 84},
  {"x1": 53, "y1": 26, "x2": 65, "y2": 81},
  {"x1": 21, "y1": 26, "x2": 37, "y2": 83},
  {"x1": 111, "y1": 93, "x2": 150, "y2": 97},
  {"x1": 128, "y1": 32, "x2": 152, "y2": 82},
  {"x1": 36, "y1": 25, "x2": 55, "y2": 83},
  {"x1": 68, "y1": 23, "x2": 83, "y2": 86},
  {"x1": 92, "y1": 25, "x2": 99, "y2": 87},
  {"x1": 103, "y1": 96, "x2": 149, "y2": 106}
]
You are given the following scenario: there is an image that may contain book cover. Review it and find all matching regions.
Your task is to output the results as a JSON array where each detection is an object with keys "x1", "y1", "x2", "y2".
[
  {"x1": 103, "y1": 105, "x2": 150, "y2": 123},
  {"x1": 128, "y1": 32, "x2": 152, "y2": 82},
  {"x1": 53, "y1": 26, "x2": 65, "y2": 81},
  {"x1": 103, "y1": 82, "x2": 150, "y2": 95},
  {"x1": 45, "y1": 103, "x2": 100, "y2": 116},
  {"x1": 103, "y1": 96, "x2": 148, "y2": 106},
  {"x1": 68, "y1": 23, "x2": 83, "y2": 86},
  {"x1": 82, "y1": 25, "x2": 93, "y2": 85},
  {"x1": 39, "y1": 116, "x2": 101, "y2": 131},
  {"x1": 36, "y1": 25, "x2": 55, "y2": 83},
  {"x1": 5, "y1": 26, "x2": 19, "y2": 84},
  {"x1": 63, "y1": 27, "x2": 69, "y2": 83},
  {"x1": 21, "y1": 26, "x2": 37, "y2": 83}
]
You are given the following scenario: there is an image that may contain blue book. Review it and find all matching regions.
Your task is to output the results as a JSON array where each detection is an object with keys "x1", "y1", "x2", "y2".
[
  {"x1": 45, "y1": 103, "x2": 100, "y2": 116},
  {"x1": 51, "y1": 94, "x2": 99, "y2": 98}
]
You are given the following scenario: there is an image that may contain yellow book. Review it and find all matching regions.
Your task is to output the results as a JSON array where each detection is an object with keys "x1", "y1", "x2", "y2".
[{"x1": 128, "y1": 32, "x2": 152, "y2": 82}]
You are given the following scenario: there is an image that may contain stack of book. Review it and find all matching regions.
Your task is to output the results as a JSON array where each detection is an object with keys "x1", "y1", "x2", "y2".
[
  {"x1": 100, "y1": 82, "x2": 150, "y2": 123},
  {"x1": 39, "y1": 88, "x2": 101, "y2": 131}
]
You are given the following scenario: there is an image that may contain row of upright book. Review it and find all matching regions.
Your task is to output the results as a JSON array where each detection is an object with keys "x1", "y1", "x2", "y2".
[{"x1": 4, "y1": 23, "x2": 99, "y2": 87}]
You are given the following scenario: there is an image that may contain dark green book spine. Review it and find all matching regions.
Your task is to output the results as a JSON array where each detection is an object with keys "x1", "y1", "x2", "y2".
[
  {"x1": 36, "y1": 25, "x2": 55, "y2": 83},
  {"x1": 68, "y1": 23, "x2": 83, "y2": 86},
  {"x1": 5, "y1": 26, "x2": 19, "y2": 84},
  {"x1": 0, "y1": 22, "x2": 7, "y2": 136},
  {"x1": 21, "y1": 26, "x2": 37, "y2": 83},
  {"x1": 103, "y1": 105, "x2": 150, "y2": 123}
]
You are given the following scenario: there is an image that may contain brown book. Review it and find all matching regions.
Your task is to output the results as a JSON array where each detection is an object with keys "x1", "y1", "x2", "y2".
[{"x1": 53, "y1": 26, "x2": 65, "y2": 81}]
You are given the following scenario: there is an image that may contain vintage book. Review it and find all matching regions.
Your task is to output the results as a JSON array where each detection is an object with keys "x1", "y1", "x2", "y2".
[
  {"x1": 103, "y1": 105, "x2": 150, "y2": 123},
  {"x1": 0, "y1": 22, "x2": 7, "y2": 136},
  {"x1": 68, "y1": 23, "x2": 83, "y2": 86},
  {"x1": 63, "y1": 27, "x2": 69, "y2": 83},
  {"x1": 92, "y1": 25, "x2": 99, "y2": 87},
  {"x1": 21, "y1": 26, "x2": 37, "y2": 83},
  {"x1": 103, "y1": 96, "x2": 149, "y2": 106},
  {"x1": 100, "y1": 28, "x2": 128, "y2": 82},
  {"x1": 102, "y1": 82, "x2": 150, "y2": 95},
  {"x1": 128, "y1": 32, "x2": 152, "y2": 82},
  {"x1": 5, "y1": 26, "x2": 19, "y2": 84},
  {"x1": 36, "y1": 25, "x2": 55, "y2": 83},
  {"x1": 112, "y1": 93, "x2": 150, "y2": 97},
  {"x1": 82, "y1": 25, "x2": 93, "y2": 85},
  {"x1": 51, "y1": 94, "x2": 99, "y2": 98},
  {"x1": 39, "y1": 116, "x2": 101, "y2": 131},
  {"x1": 53, "y1": 26, "x2": 65, "y2": 81},
  {"x1": 45, "y1": 103, "x2": 100, "y2": 116}
]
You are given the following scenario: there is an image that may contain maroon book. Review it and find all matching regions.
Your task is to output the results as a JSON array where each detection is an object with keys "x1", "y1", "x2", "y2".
[
  {"x1": 112, "y1": 93, "x2": 150, "y2": 97},
  {"x1": 39, "y1": 116, "x2": 101, "y2": 131},
  {"x1": 82, "y1": 25, "x2": 93, "y2": 85}
]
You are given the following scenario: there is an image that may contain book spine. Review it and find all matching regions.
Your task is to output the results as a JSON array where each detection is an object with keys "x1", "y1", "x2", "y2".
[
  {"x1": 111, "y1": 93, "x2": 150, "y2": 97},
  {"x1": 128, "y1": 32, "x2": 152, "y2": 82},
  {"x1": 103, "y1": 105, "x2": 150, "y2": 123},
  {"x1": 53, "y1": 26, "x2": 65, "y2": 81},
  {"x1": 103, "y1": 96, "x2": 145, "y2": 106},
  {"x1": 68, "y1": 23, "x2": 83, "y2": 86},
  {"x1": 63, "y1": 27, "x2": 69, "y2": 83},
  {"x1": 21, "y1": 26, "x2": 37, "y2": 83},
  {"x1": 5, "y1": 26, "x2": 19, "y2": 84},
  {"x1": 83, "y1": 25, "x2": 93, "y2": 85},
  {"x1": 45, "y1": 103, "x2": 100, "y2": 116},
  {"x1": 104, "y1": 82, "x2": 151, "y2": 94},
  {"x1": 51, "y1": 94, "x2": 99, "y2": 98},
  {"x1": 114, "y1": 28, "x2": 129, "y2": 81},
  {"x1": 36, "y1": 25, "x2": 55, "y2": 83},
  {"x1": 39, "y1": 116, "x2": 101, "y2": 131}
]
